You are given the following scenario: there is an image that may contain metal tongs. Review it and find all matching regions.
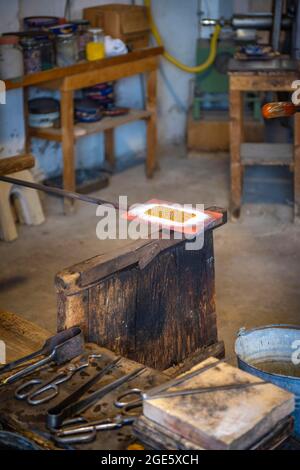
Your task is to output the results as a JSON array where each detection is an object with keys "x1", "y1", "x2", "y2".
[
  {"x1": 14, "y1": 354, "x2": 102, "y2": 405},
  {"x1": 48, "y1": 360, "x2": 146, "y2": 445},
  {"x1": 0, "y1": 327, "x2": 84, "y2": 386}
]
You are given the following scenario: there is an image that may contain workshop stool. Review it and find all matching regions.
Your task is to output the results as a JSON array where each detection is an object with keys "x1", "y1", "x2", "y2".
[{"x1": 0, "y1": 170, "x2": 45, "y2": 242}]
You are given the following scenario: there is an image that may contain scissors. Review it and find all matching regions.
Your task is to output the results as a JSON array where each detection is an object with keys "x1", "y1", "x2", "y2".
[{"x1": 15, "y1": 354, "x2": 102, "y2": 406}]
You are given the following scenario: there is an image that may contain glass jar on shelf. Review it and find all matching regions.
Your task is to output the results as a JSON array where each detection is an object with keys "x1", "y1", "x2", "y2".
[
  {"x1": 21, "y1": 37, "x2": 42, "y2": 74},
  {"x1": 86, "y1": 28, "x2": 105, "y2": 61},
  {"x1": 37, "y1": 35, "x2": 55, "y2": 70},
  {"x1": 72, "y1": 19, "x2": 90, "y2": 61},
  {"x1": 56, "y1": 33, "x2": 78, "y2": 67},
  {"x1": 0, "y1": 35, "x2": 24, "y2": 80}
]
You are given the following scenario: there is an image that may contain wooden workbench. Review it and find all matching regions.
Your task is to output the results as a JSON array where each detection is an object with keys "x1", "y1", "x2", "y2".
[
  {"x1": 229, "y1": 66, "x2": 300, "y2": 221},
  {"x1": 0, "y1": 310, "x2": 168, "y2": 450},
  {"x1": 0, "y1": 311, "x2": 296, "y2": 450},
  {"x1": 4, "y1": 47, "x2": 163, "y2": 210}
]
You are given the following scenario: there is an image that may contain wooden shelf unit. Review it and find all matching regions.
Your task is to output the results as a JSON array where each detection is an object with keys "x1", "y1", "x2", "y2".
[
  {"x1": 4, "y1": 47, "x2": 163, "y2": 212},
  {"x1": 229, "y1": 69, "x2": 300, "y2": 221},
  {"x1": 28, "y1": 109, "x2": 152, "y2": 142}
]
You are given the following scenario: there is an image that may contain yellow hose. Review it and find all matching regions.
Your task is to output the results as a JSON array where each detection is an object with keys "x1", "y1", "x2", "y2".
[{"x1": 145, "y1": 0, "x2": 221, "y2": 73}]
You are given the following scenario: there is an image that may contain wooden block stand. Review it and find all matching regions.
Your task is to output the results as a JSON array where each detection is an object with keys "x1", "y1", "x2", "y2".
[{"x1": 56, "y1": 208, "x2": 226, "y2": 371}]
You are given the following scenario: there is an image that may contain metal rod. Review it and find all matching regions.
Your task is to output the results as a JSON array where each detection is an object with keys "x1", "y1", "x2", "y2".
[
  {"x1": 272, "y1": 0, "x2": 284, "y2": 52},
  {"x1": 0, "y1": 175, "x2": 120, "y2": 210}
]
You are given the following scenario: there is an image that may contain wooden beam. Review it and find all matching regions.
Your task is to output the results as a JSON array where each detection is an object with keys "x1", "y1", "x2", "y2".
[
  {"x1": 61, "y1": 89, "x2": 75, "y2": 214},
  {"x1": 4, "y1": 47, "x2": 164, "y2": 90},
  {"x1": 0, "y1": 154, "x2": 35, "y2": 176},
  {"x1": 104, "y1": 128, "x2": 115, "y2": 169},
  {"x1": 61, "y1": 57, "x2": 158, "y2": 91},
  {"x1": 230, "y1": 86, "x2": 243, "y2": 219},
  {"x1": 229, "y1": 74, "x2": 296, "y2": 92},
  {"x1": 146, "y1": 69, "x2": 158, "y2": 177}
]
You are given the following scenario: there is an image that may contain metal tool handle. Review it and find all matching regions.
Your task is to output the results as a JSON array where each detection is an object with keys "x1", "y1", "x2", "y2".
[
  {"x1": 47, "y1": 357, "x2": 121, "y2": 430},
  {"x1": 53, "y1": 428, "x2": 97, "y2": 445},
  {"x1": 28, "y1": 384, "x2": 59, "y2": 406},
  {"x1": 114, "y1": 389, "x2": 143, "y2": 415},
  {"x1": 53, "y1": 417, "x2": 134, "y2": 446},
  {"x1": 2, "y1": 352, "x2": 54, "y2": 386},
  {"x1": 15, "y1": 379, "x2": 43, "y2": 400},
  {"x1": 0, "y1": 348, "x2": 44, "y2": 376}
]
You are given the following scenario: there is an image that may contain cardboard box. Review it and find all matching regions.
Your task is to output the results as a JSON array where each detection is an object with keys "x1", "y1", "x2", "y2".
[{"x1": 83, "y1": 4, "x2": 150, "y2": 50}]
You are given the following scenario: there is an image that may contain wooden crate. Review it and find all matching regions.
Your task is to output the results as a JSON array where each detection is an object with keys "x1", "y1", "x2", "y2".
[
  {"x1": 56, "y1": 208, "x2": 226, "y2": 370},
  {"x1": 187, "y1": 111, "x2": 264, "y2": 152}
]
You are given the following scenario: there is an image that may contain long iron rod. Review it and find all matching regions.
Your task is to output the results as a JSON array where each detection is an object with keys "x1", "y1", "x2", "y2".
[{"x1": 0, "y1": 175, "x2": 120, "y2": 210}]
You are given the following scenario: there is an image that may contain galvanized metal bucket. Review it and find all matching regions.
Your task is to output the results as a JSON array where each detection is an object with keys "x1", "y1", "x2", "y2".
[{"x1": 235, "y1": 324, "x2": 300, "y2": 438}]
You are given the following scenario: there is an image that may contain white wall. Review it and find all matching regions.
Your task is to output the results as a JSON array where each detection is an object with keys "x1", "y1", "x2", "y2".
[{"x1": 0, "y1": 0, "x2": 219, "y2": 176}]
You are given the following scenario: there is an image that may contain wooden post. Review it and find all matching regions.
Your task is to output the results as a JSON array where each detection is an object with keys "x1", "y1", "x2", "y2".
[
  {"x1": 23, "y1": 88, "x2": 30, "y2": 154},
  {"x1": 294, "y1": 112, "x2": 300, "y2": 222},
  {"x1": 230, "y1": 84, "x2": 243, "y2": 219},
  {"x1": 61, "y1": 88, "x2": 75, "y2": 214},
  {"x1": 104, "y1": 128, "x2": 115, "y2": 169},
  {"x1": 146, "y1": 69, "x2": 158, "y2": 178}
]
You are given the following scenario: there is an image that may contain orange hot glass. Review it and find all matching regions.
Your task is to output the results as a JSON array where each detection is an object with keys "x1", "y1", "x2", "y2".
[{"x1": 262, "y1": 102, "x2": 297, "y2": 119}]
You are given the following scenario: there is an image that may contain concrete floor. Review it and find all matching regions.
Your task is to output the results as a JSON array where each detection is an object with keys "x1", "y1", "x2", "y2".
[{"x1": 0, "y1": 147, "x2": 299, "y2": 359}]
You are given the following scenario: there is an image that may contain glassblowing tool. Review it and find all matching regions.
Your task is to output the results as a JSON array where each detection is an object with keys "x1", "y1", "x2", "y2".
[
  {"x1": 14, "y1": 354, "x2": 101, "y2": 406},
  {"x1": 114, "y1": 359, "x2": 265, "y2": 415},
  {"x1": 52, "y1": 416, "x2": 135, "y2": 445},
  {"x1": 0, "y1": 156, "x2": 223, "y2": 236},
  {"x1": 0, "y1": 327, "x2": 84, "y2": 386},
  {"x1": 47, "y1": 360, "x2": 145, "y2": 431},
  {"x1": 47, "y1": 357, "x2": 121, "y2": 429}
]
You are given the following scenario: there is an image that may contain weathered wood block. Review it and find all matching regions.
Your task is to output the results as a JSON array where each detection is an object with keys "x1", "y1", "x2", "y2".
[{"x1": 56, "y1": 208, "x2": 226, "y2": 370}]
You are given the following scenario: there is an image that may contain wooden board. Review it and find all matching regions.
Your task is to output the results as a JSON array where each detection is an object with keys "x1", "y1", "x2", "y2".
[
  {"x1": 56, "y1": 210, "x2": 226, "y2": 370},
  {"x1": 142, "y1": 357, "x2": 295, "y2": 450},
  {"x1": 28, "y1": 110, "x2": 151, "y2": 142},
  {"x1": 229, "y1": 73, "x2": 297, "y2": 92},
  {"x1": 4, "y1": 47, "x2": 163, "y2": 91},
  {"x1": 241, "y1": 143, "x2": 293, "y2": 166},
  {"x1": 134, "y1": 415, "x2": 294, "y2": 451}
]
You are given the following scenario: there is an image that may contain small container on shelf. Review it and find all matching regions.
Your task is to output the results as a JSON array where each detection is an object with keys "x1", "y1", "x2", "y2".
[
  {"x1": 0, "y1": 35, "x2": 24, "y2": 80},
  {"x1": 71, "y1": 19, "x2": 90, "y2": 61},
  {"x1": 86, "y1": 28, "x2": 105, "y2": 61},
  {"x1": 23, "y1": 16, "x2": 60, "y2": 31},
  {"x1": 20, "y1": 37, "x2": 42, "y2": 74},
  {"x1": 74, "y1": 98, "x2": 102, "y2": 123},
  {"x1": 55, "y1": 33, "x2": 78, "y2": 67},
  {"x1": 28, "y1": 97, "x2": 60, "y2": 128},
  {"x1": 36, "y1": 35, "x2": 55, "y2": 70}
]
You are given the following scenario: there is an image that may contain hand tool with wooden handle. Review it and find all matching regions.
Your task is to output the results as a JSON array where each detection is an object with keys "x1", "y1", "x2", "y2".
[{"x1": 0, "y1": 155, "x2": 119, "y2": 209}]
